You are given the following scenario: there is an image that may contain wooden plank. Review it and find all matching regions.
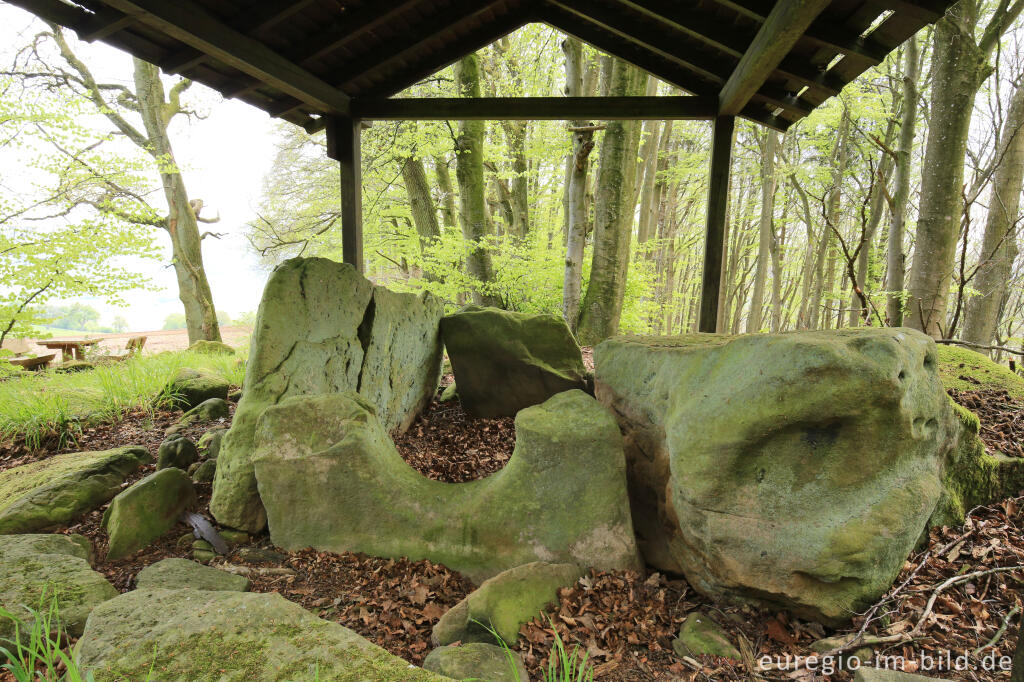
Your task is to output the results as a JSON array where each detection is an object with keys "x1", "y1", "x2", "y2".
[
  {"x1": 719, "y1": 0, "x2": 831, "y2": 116},
  {"x1": 97, "y1": 0, "x2": 351, "y2": 115},
  {"x1": 325, "y1": 117, "x2": 364, "y2": 273},
  {"x1": 351, "y1": 95, "x2": 718, "y2": 120},
  {"x1": 699, "y1": 115, "x2": 735, "y2": 333},
  {"x1": 290, "y1": 0, "x2": 424, "y2": 67}
]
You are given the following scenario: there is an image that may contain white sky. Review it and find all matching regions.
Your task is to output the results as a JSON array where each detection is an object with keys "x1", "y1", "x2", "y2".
[{"x1": 0, "y1": 3, "x2": 279, "y2": 331}]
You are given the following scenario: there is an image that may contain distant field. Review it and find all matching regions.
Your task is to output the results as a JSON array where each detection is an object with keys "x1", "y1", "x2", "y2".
[{"x1": 25, "y1": 326, "x2": 252, "y2": 358}]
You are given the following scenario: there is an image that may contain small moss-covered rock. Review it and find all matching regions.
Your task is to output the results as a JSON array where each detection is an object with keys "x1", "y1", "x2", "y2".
[
  {"x1": 253, "y1": 390, "x2": 640, "y2": 582},
  {"x1": 220, "y1": 529, "x2": 250, "y2": 546},
  {"x1": 191, "y1": 458, "x2": 217, "y2": 484},
  {"x1": 0, "y1": 535, "x2": 117, "y2": 639},
  {"x1": 198, "y1": 428, "x2": 228, "y2": 458},
  {"x1": 433, "y1": 561, "x2": 582, "y2": 645},
  {"x1": 0, "y1": 447, "x2": 148, "y2": 535},
  {"x1": 439, "y1": 382, "x2": 458, "y2": 402},
  {"x1": 165, "y1": 368, "x2": 229, "y2": 410},
  {"x1": 156, "y1": 435, "x2": 199, "y2": 471},
  {"x1": 136, "y1": 558, "x2": 249, "y2": 591},
  {"x1": 440, "y1": 306, "x2": 587, "y2": 417},
  {"x1": 103, "y1": 469, "x2": 196, "y2": 560},
  {"x1": 672, "y1": 612, "x2": 740, "y2": 660},
  {"x1": 192, "y1": 539, "x2": 216, "y2": 564},
  {"x1": 210, "y1": 258, "x2": 443, "y2": 534},
  {"x1": 180, "y1": 398, "x2": 230, "y2": 425},
  {"x1": 188, "y1": 340, "x2": 235, "y2": 355},
  {"x1": 77, "y1": 588, "x2": 445, "y2": 681},
  {"x1": 423, "y1": 643, "x2": 527, "y2": 682}
]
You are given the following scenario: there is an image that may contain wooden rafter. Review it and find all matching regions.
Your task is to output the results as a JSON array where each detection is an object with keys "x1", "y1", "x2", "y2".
[
  {"x1": 98, "y1": 0, "x2": 352, "y2": 116},
  {"x1": 351, "y1": 95, "x2": 718, "y2": 120},
  {"x1": 719, "y1": 0, "x2": 831, "y2": 116}
]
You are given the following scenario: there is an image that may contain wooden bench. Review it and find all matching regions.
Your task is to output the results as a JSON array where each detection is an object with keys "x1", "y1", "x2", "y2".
[
  {"x1": 107, "y1": 335, "x2": 147, "y2": 362},
  {"x1": 1, "y1": 338, "x2": 55, "y2": 371}
]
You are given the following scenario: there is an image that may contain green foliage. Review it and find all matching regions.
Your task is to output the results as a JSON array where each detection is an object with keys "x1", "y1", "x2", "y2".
[
  {"x1": 0, "y1": 586, "x2": 95, "y2": 682},
  {"x1": 0, "y1": 350, "x2": 245, "y2": 448},
  {"x1": 478, "y1": 617, "x2": 594, "y2": 682},
  {"x1": 0, "y1": 78, "x2": 157, "y2": 344},
  {"x1": 162, "y1": 313, "x2": 186, "y2": 331}
]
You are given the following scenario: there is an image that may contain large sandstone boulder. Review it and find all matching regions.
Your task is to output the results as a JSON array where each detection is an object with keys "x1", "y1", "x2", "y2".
[
  {"x1": 0, "y1": 447, "x2": 148, "y2": 535},
  {"x1": 211, "y1": 258, "x2": 443, "y2": 533},
  {"x1": 595, "y1": 328, "x2": 959, "y2": 624},
  {"x1": 77, "y1": 588, "x2": 444, "y2": 681},
  {"x1": 0, "y1": 533, "x2": 117, "y2": 639},
  {"x1": 440, "y1": 305, "x2": 587, "y2": 417},
  {"x1": 253, "y1": 390, "x2": 640, "y2": 582},
  {"x1": 103, "y1": 468, "x2": 197, "y2": 560}
]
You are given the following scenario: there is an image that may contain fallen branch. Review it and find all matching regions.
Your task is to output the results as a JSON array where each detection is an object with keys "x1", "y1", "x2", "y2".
[
  {"x1": 973, "y1": 604, "x2": 1019, "y2": 655},
  {"x1": 936, "y1": 338, "x2": 1024, "y2": 357}
]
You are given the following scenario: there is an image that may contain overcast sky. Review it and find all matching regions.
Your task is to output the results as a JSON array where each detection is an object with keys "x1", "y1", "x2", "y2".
[{"x1": 0, "y1": 2, "x2": 280, "y2": 331}]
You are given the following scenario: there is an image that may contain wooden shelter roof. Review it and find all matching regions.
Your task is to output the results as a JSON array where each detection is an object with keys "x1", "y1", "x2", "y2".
[{"x1": 11, "y1": 0, "x2": 951, "y2": 132}]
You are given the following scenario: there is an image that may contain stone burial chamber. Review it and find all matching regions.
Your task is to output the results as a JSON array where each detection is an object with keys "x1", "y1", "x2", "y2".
[
  {"x1": 594, "y1": 328, "x2": 964, "y2": 624},
  {"x1": 251, "y1": 389, "x2": 641, "y2": 582},
  {"x1": 210, "y1": 257, "x2": 446, "y2": 533}
]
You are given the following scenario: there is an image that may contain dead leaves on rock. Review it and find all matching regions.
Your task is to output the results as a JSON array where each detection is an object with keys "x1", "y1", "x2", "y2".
[{"x1": 950, "y1": 387, "x2": 1024, "y2": 458}]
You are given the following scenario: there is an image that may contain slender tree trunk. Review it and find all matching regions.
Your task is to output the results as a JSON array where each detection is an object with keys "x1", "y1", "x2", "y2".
[
  {"x1": 747, "y1": 131, "x2": 778, "y2": 332},
  {"x1": 454, "y1": 54, "x2": 501, "y2": 307},
  {"x1": 501, "y1": 120, "x2": 530, "y2": 238},
  {"x1": 561, "y1": 37, "x2": 591, "y2": 329},
  {"x1": 433, "y1": 156, "x2": 458, "y2": 232},
  {"x1": 133, "y1": 58, "x2": 220, "y2": 343},
  {"x1": 907, "y1": 7, "x2": 991, "y2": 336},
  {"x1": 636, "y1": 79, "x2": 662, "y2": 246},
  {"x1": 962, "y1": 79, "x2": 1024, "y2": 346},
  {"x1": 576, "y1": 59, "x2": 648, "y2": 344},
  {"x1": 887, "y1": 37, "x2": 920, "y2": 326},
  {"x1": 402, "y1": 155, "x2": 440, "y2": 249},
  {"x1": 809, "y1": 109, "x2": 850, "y2": 329}
]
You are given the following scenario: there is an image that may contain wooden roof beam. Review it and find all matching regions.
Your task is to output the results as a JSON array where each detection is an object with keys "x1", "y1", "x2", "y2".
[
  {"x1": 289, "y1": 0, "x2": 425, "y2": 67},
  {"x1": 97, "y1": 0, "x2": 351, "y2": 115},
  {"x1": 622, "y1": 0, "x2": 845, "y2": 97},
  {"x1": 719, "y1": 0, "x2": 831, "y2": 116},
  {"x1": 351, "y1": 95, "x2": 718, "y2": 120}
]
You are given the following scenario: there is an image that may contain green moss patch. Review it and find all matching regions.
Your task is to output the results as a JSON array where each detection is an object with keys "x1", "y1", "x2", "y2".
[{"x1": 937, "y1": 345, "x2": 1024, "y2": 400}]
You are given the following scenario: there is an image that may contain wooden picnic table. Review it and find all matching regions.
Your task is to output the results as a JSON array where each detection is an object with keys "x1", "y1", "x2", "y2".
[{"x1": 38, "y1": 338, "x2": 101, "y2": 362}]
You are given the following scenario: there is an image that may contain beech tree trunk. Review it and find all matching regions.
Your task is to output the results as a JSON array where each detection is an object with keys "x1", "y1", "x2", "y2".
[
  {"x1": 747, "y1": 130, "x2": 778, "y2": 333},
  {"x1": 561, "y1": 37, "x2": 591, "y2": 329},
  {"x1": 576, "y1": 59, "x2": 648, "y2": 345},
  {"x1": 887, "y1": 37, "x2": 920, "y2": 326},
  {"x1": 454, "y1": 54, "x2": 501, "y2": 307},
  {"x1": 402, "y1": 156, "x2": 441, "y2": 248},
  {"x1": 962, "y1": 78, "x2": 1024, "y2": 346},
  {"x1": 133, "y1": 58, "x2": 221, "y2": 344}
]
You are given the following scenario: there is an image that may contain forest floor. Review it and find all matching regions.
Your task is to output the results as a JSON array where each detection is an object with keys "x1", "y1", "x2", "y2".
[{"x1": 1, "y1": 372, "x2": 1022, "y2": 681}]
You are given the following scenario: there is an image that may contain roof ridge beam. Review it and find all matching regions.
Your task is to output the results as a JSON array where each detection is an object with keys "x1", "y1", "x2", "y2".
[
  {"x1": 95, "y1": 0, "x2": 351, "y2": 115},
  {"x1": 719, "y1": 0, "x2": 831, "y2": 116},
  {"x1": 351, "y1": 95, "x2": 718, "y2": 120}
]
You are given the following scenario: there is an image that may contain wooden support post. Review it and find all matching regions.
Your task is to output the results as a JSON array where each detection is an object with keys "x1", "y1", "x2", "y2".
[
  {"x1": 698, "y1": 115, "x2": 734, "y2": 333},
  {"x1": 325, "y1": 117, "x2": 364, "y2": 273}
]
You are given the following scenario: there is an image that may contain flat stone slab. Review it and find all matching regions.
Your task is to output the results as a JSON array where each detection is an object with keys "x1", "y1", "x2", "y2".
[
  {"x1": 0, "y1": 447, "x2": 148, "y2": 535},
  {"x1": 77, "y1": 588, "x2": 445, "y2": 681},
  {"x1": 135, "y1": 558, "x2": 249, "y2": 592}
]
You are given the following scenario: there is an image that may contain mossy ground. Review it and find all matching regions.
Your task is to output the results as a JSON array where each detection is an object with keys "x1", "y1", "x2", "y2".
[{"x1": 937, "y1": 345, "x2": 1024, "y2": 400}]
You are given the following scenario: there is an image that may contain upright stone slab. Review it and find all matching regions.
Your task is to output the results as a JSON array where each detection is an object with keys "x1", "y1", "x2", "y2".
[
  {"x1": 0, "y1": 447, "x2": 148, "y2": 535},
  {"x1": 595, "y1": 328, "x2": 958, "y2": 624},
  {"x1": 104, "y1": 468, "x2": 197, "y2": 560},
  {"x1": 210, "y1": 257, "x2": 443, "y2": 533},
  {"x1": 440, "y1": 306, "x2": 587, "y2": 417},
  {"x1": 252, "y1": 390, "x2": 640, "y2": 582},
  {"x1": 77, "y1": 589, "x2": 445, "y2": 681}
]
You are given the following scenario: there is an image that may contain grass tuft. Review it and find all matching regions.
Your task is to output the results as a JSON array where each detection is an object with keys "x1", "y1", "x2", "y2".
[
  {"x1": 0, "y1": 350, "x2": 245, "y2": 449},
  {"x1": 0, "y1": 586, "x2": 94, "y2": 682}
]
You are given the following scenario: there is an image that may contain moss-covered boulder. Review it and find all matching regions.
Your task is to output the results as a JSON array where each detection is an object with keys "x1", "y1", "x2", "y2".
[
  {"x1": 180, "y1": 397, "x2": 230, "y2": 425},
  {"x1": 0, "y1": 447, "x2": 148, "y2": 535},
  {"x1": 135, "y1": 558, "x2": 249, "y2": 592},
  {"x1": 440, "y1": 306, "x2": 587, "y2": 417},
  {"x1": 210, "y1": 258, "x2": 443, "y2": 533},
  {"x1": 165, "y1": 368, "x2": 229, "y2": 410},
  {"x1": 77, "y1": 588, "x2": 444, "y2": 681},
  {"x1": 190, "y1": 458, "x2": 217, "y2": 483},
  {"x1": 423, "y1": 643, "x2": 526, "y2": 681},
  {"x1": 433, "y1": 561, "x2": 582, "y2": 646},
  {"x1": 672, "y1": 612, "x2": 740, "y2": 660},
  {"x1": 187, "y1": 340, "x2": 235, "y2": 355},
  {"x1": 253, "y1": 390, "x2": 640, "y2": 582},
  {"x1": 156, "y1": 435, "x2": 199, "y2": 471},
  {"x1": 0, "y1": 533, "x2": 117, "y2": 639},
  {"x1": 198, "y1": 427, "x2": 228, "y2": 458},
  {"x1": 595, "y1": 328, "x2": 958, "y2": 624},
  {"x1": 103, "y1": 469, "x2": 196, "y2": 560},
  {"x1": 937, "y1": 344, "x2": 1024, "y2": 399}
]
